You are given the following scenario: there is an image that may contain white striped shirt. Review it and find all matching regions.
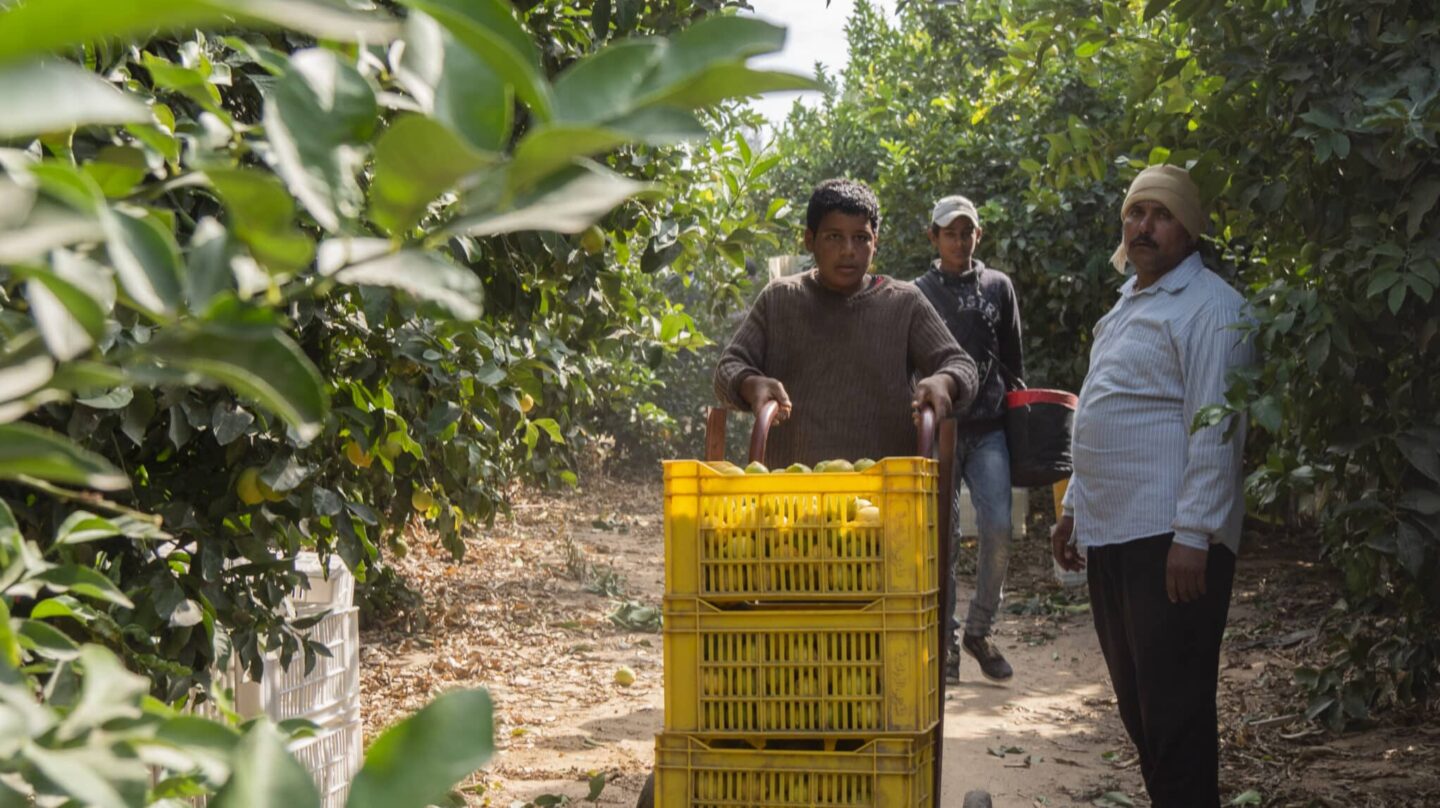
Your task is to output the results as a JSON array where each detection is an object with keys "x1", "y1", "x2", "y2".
[{"x1": 1062, "y1": 252, "x2": 1253, "y2": 554}]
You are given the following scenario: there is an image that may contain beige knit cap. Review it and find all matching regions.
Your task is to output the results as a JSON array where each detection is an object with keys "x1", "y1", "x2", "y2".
[{"x1": 1110, "y1": 165, "x2": 1205, "y2": 272}]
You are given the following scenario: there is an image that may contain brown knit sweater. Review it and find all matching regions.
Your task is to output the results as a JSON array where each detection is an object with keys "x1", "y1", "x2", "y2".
[{"x1": 713, "y1": 270, "x2": 979, "y2": 467}]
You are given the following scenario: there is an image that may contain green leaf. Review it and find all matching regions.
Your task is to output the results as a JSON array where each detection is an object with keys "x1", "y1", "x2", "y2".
[
  {"x1": 637, "y1": 65, "x2": 815, "y2": 110},
  {"x1": 263, "y1": 48, "x2": 377, "y2": 233},
  {"x1": 1229, "y1": 791, "x2": 1263, "y2": 806},
  {"x1": 212, "y1": 723, "x2": 321, "y2": 808},
  {"x1": 1399, "y1": 488, "x2": 1440, "y2": 515},
  {"x1": 55, "y1": 511, "x2": 124, "y2": 545},
  {"x1": 1397, "y1": 434, "x2": 1440, "y2": 485},
  {"x1": 509, "y1": 108, "x2": 705, "y2": 193},
  {"x1": 532, "y1": 418, "x2": 563, "y2": 445},
  {"x1": 0, "y1": 61, "x2": 148, "y2": 138},
  {"x1": 0, "y1": 0, "x2": 398, "y2": 64},
  {"x1": 647, "y1": 16, "x2": 787, "y2": 89},
  {"x1": 320, "y1": 244, "x2": 484, "y2": 321},
  {"x1": 1142, "y1": 0, "x2": 1176, "y2": 20},
  {"x1": 1396, "y1": 520, "x2": 1428, "y2": 578},
  {"x1": 398, "y1": 13, "x2": 513, "y2": 152},
  {"x1": 144, "y1": 322, "x2": 328, "y2": 442},
  {"x1": 348, "y1": 688, "x2": 494, "y2": 808},
  {"x1": 16, "y1": 263, "x2": 109, "y2": 360},
  {"x1": 185, "y1": 217, "x2": 237, "y2": 308},
  {"x1": 100, "y1": 207, "x2": 183, "y2": 316},
  {"x1": 206, "y1": 169, "x2": 315, "y2": 271},
  {"x1": 35, "y1": 565, "x2": 134, "y2": 608},
  {"x1": 1407, "y1": 179, "x2": 1440, "y2": 238},
  {"x1": 0, "y1": 600, "x2": 20, "y2": 669},
  {"x1": 399, "y1": 0, "x2": 552, "y2": 122},
  {"x1": 24, "y1": 745, "x2": 135, "y2": 808},
  {"x1": 553, "y1": 39, "x2": 665, "y2": 124},
  {"x1": 0, "y1": 422, "x2": 127, "y2": 490},
  {"x1": 0, "y1": 331, "x2": 56, "y2": 406},
  {"x1": 1250, "y1": 394, "x2": 1282, "y2": 434},
  {"x1": 83, "y1": 145, "x2": 149, "y2": 198},
  {"x1": 17, "y1": 619, "x2": 80, "y2": 661},
  {"x1": 454, "y1": 161, "x2": 651, "y2": 237},
  {"x1": 368, "y1": 115, "x2": 494, "y2": 236}
]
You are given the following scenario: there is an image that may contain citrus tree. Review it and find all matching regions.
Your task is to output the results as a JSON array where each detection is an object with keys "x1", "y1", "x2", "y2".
[
  {"x1": 0, "y1": 0, "x2": 815, "y2": 797},
  {"x1": 768, "y1": 0, "x2": 1440, "y2": 727}
]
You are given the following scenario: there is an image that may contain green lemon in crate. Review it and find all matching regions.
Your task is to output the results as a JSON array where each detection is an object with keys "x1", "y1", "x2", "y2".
[
  {"x1": 853, "y1": 457, "x2": 877, "y2": 471},
  {"x1": 743, "y1": 460, "x2": 768, "y2": 474}
]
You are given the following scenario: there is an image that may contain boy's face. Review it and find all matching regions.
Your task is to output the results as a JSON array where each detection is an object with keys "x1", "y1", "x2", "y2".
[
  {"x1": 927, "y1": 217, "x2": 982, "y2": 273},
  {"x1": 804, "y1": 211, "x2": 878, "y2": 295}
]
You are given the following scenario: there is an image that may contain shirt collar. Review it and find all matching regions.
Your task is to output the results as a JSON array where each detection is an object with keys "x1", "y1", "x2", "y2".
[
  {"x1": 930, "y1": 258, "x2": 986, "y2": 284},
  {"x1": 1119, "y1": 251, "x2": 1203, "y2": 298}
]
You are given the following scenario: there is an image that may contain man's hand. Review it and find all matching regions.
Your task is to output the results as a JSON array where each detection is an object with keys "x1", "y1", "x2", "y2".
[
  {"x1": 1051, "y1": 515, "x2": 1085, "y2": 572},
  {"x1": 1165, "y1": 541, "x2": 1208, "y2": 603},
  {"x1": 911, "y1": 374, "x2": 955, "y2": 423},
  {"x1": 739, "y1": 375, "x2": 792, "y2": 423}
]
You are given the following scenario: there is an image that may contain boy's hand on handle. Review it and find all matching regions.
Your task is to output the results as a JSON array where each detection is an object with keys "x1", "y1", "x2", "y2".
[
  {"x1": 911, "y1": 374, "x2": 955, "y2": 424},
  {"x1": 741, "y1": 376, "x2": 792, "y2": 423},
  {"x1": 1051, "y1": 515, "x2": 1085, "y2": 572}
]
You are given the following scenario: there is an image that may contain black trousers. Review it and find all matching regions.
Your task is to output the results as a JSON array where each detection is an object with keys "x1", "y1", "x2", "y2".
[{"x1": 1087, "y1": 534, "x2": 1235, "y2": 808}]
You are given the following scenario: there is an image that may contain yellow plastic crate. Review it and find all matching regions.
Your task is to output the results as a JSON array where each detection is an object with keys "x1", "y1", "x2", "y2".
[
  {"x1": 654, "y1": 733, "x2": 933, "y2": 808},
  {"x1": 663, "y1": 595, "x2": 938, "y2": 735},
  {"x1": 663, "y1": 458, "x2": 938, "y2": 601}
]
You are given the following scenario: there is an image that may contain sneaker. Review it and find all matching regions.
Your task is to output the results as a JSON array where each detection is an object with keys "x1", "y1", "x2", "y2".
[
  {"x1": 945, "y1": 641, "x2": 961, "y2": 684},
  {"x1": 961, "y1": 632, "x2": 1013, "y2": 682}
]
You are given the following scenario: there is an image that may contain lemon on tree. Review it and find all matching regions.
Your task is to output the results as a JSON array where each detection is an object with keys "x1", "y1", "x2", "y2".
[
  {"x1": 411, "y1": 487, "x2": 436, "y2": 513},
  {"x1": 344, "y1": 439, "x2": 372, "y2": 468},
  {"x1": 518, "y1": 393, "x2": 535, "y2": 414},
  {"x1": 235, "y1": 467, "x2": 266, "y2": 505},
  {"x1": 379, "y1": 432, "x2": 405, "y2": 461}
]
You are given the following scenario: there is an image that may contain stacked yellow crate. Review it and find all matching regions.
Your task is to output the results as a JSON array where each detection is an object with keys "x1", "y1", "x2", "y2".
[{"x1": 656, "y1": 458, "x2": 940, "y2": 807}]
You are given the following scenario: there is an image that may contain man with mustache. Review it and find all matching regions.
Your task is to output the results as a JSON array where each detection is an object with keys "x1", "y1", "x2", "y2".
[{"x1": 1050, "y1": 165, "x2": 1254, "y2": 807}]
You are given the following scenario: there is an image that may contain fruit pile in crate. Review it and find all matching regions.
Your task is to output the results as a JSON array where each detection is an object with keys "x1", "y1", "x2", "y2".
[{"x1": 657, "y1": 458, "x2": 940, "y2": 806}]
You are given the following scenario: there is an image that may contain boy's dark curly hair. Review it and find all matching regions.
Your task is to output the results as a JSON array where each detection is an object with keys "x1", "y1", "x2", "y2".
[{"x1": 805, "y1": 178, "x2": 882, "y2": 233}]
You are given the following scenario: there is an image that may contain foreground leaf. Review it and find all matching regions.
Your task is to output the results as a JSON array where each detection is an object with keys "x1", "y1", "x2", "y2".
[
  {"x1": 211, "y1": 722, "x2": 321, "y2": 808},
  {"x1": 453, "y1": 161, "x2": 651, "y2": 237},
  {"x1": 144, "y1": 323, "x2": 328, "y2": 441},
  {"x1": 0, "y1": 62, "x2": 148, "y2": 138},
  {"x1": 0, "y1": 423, "x2": 127, "y2": 490},
  {"x1": 347, "y1": 688, "x2": 494, "y2": 808}
]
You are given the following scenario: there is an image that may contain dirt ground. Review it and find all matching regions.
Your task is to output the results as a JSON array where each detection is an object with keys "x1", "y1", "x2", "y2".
[{"x1": 358, "y1": 478, "x2": 1440, "y2": 807}]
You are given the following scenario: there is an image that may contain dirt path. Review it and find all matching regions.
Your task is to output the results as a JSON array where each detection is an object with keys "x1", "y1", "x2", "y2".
[{"x1": 358, "y1": 479, "x2": 1439, "y2": 808}]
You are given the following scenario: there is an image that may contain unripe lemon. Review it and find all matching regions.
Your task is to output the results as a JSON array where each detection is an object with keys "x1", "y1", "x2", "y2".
[
  {"x1": 580, "y1": 225, "x2": 606, "y2": 255},
  {"x1": 261, "y1": 479, "x2": 285, "y2": 502},
  {"x1": 345, "y1": 440, "x2": 372, "y2": 468},
  {"x1": 614, "y1": 665, "x2": 636, "y2": 686},
  {"x1": 236, "y1": 467, "x2": 265, "y2": 505},
  {"x1": 411, "y1": 488, "x2": 435, "y2": 512},
  {"x1": 379, "y1": 432, "x2": 404, "y2": 460},
  {"x1": 518, "y1": 393, "x2": 535, "y2": 414}
]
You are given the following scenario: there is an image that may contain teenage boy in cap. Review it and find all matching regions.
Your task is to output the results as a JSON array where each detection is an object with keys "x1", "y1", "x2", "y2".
[
  {"x1": 914, "y1": 195, "x2": 1024, "y2": 684},
  {"x1": 714, "y1": 178, "x2": 979, "y2": 467},
  {"x1": 1052, "y1": 165, "x2": 1253, "y2": 806}
]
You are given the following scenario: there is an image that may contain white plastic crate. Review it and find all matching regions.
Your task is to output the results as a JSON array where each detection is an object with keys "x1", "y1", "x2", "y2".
[
  {"x1": 292, "y1": 552, "x2": 355, "y2": 615},
  {"x1": 289, "y1": 705, "x2": 363, "y2": 808},
  {"x1": 235, "y1": 607, "x2": 360, "y2": 722}
]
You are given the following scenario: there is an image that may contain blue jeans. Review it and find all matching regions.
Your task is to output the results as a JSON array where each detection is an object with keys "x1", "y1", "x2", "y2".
[{"x1": 946, "y1": 427, "x2": 1012, "y2": 642}]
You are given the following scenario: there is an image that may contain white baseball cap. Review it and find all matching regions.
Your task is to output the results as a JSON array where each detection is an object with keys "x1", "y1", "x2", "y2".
[{"x1": 931, "y1": 195, "x2": 980, "y2": 228}]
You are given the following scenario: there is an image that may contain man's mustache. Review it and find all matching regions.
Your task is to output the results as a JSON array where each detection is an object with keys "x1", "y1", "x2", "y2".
[{"x1": 1130, "y1": 236, "x2": 1157, "y2": 249}]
